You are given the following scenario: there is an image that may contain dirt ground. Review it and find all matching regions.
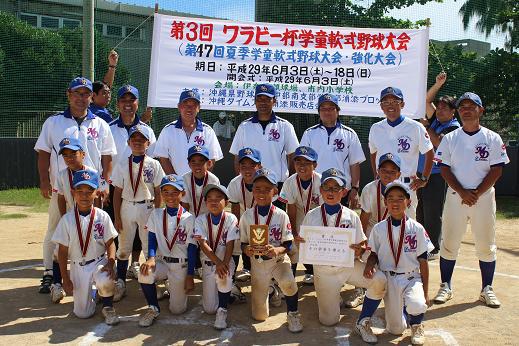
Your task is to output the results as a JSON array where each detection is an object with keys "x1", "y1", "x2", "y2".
[{"x1": 0, "y1": 205, "x2": 518, "y2": 345}]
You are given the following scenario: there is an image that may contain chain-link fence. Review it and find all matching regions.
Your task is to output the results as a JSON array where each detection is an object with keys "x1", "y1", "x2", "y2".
[{"x1": 0, "y1": 0, "x2": 517, "y2": 143}]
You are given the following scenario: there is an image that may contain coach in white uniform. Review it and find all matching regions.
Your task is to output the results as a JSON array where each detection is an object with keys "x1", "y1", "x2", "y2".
[
  {"x1": 35, "y1": 77, "x2": 116, "y2": 293},
  {"x1": 433, "y1": 92, "x2": 509, "y2": 308},
  {"x1": 368, "y1": 87, "x2": 434, "y2": 217},
  {"x1": 155, "y1": 90, "x2": 223, "y2": 176},
  {"x1": 300, "y1": 93, "x2": 365, "y2": 207}
]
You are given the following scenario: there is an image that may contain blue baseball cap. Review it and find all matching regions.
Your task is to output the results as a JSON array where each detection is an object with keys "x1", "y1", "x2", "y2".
[
  {"x1": 252, "y1": 168, "x2": 278, "y2": 185},
  {"x1": 456, "y1": 92, "x2": 483, "y2": 108},
  {"x1": 179, "y1": 89, "x2": 200, "y2": 104},
  {"x1": 128, "y1": 125, "x2": 150, "y2": 140},
  {"x1": 58, "y1": 137, "x2": 83, "y2": 154},
  {"x1": 69, "y1": 77, "x2": 93, "y2": 92},
  {"x1": 380, "y1": 87, "x2": 404, "y2": 101},
  {"x1": 294, "y1": 146, "x2": 318, "y2": 162},
  {"x1": 384, "y1": 180, "x2": 411, "y2": 198},
  {"x1": 203, "y1": 183, "x2": 230, "y2": 200},
  {"x1": 238, "y1": 147, "x2": 261, "y2": 163},
  {"x1": 187, "y1": 145, "x2": 210, "y2": 160},
  {"x1": 160, "y1": 174, "x2": 184, "y2": 191},
  {"x1": 321, "y1": 168, "x2": 349, "y2": 188},
  {"x1": 117, "y1": 84, "x2": 139, "y2": 100},
  {"x1": 378, "y1": 152, "x2": 401, "y2": 170},
  {"x1": 317, "y1": 93, "x2": 340, "y2": 110},
  {"x1": 255, "y1": 84, "x2": 276, "y2": 98},
  {"x1": 72, "y1": 169, "x2": 99, "y2": 189}
]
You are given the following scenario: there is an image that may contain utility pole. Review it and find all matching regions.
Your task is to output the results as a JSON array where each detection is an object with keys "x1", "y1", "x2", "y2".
[{"x1": 82, "y1": 0, "x2": 94, "y2": 80}]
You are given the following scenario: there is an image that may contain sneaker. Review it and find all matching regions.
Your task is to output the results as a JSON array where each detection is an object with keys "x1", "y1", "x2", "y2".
[
  {"x1": 303, "y1": 274, "x2": 314, "y2": 285},
  {"x1": 286, "y1": 311, "x2": 303, "y2": 333},
  {"x1": 39, "y1": 274, "x2": 53, "y2": 294},
  {"x1": 139, "y1": 306, "x2": 160, "y2": 327},
  {"x1": 410, "y1": 323, "x2": 425, "y2": 345},
  {"x1": 433, "y1": 282, "x2": 453, "y2": 304},
  {"x1": 344, "y1": 287, "x2": 365, "y2": 308},
  {"x1": 127, "y1": 262, "x2": 140, "y2": 279},
  {"x1": 230, "y1": 283, "x2": 246, "y2": 304},
  {"x1": 113, "y1": 279, "x2": 126, "y2": 302},
  {"x1": 269, "y1": 283, "x2": 282, "y2": 307},
  {"x1": 50, "y1": 283, "x2": 65, "y2": 303},
  {"x1": 102, "y1": 306, "x2": 120, "y2": 325},
  {"x1": 214, "y1": 307, "x2": 228, "y2": 330},
  {"x1": 427, "y1": 252, "x2": 439, "y2": 261},
  {"x1": 236, "y1": 269, "x2": 251, "y2": 282},
  {"x1": 479, "y1": 285, "x2": 501, "y2": 308},
  {"x1": 195, "y1": 267, "x2": 202, "y2": 279},
  {"x1": 355, "y1": 317, "x2": 377, "y2": 344}
]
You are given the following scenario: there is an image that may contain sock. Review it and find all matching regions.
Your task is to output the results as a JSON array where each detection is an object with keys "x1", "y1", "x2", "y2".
[
  {"x1": 291, "y1": 263, "x2": 297, "y2": 277},
  {"x1": 285, "y1": 292, "x2": 298, "y2": 312},
  {"x1": 102, "y1": 296, "x2": 113, "y2": 308},
  {"x1": 116, "y1": 259, "x2": 129, "y2": 281},
  {"x1": 409, "y1": 313, "x2": 424, "y2": 325},
  {"x1": 141, "y1": 283, "x2": 160, "y2": 312},
  {"x1": 439, "y1": 257, "x2": 456, "y2": 288},
  {"x1": 52, "y1": 261, "x2": 62, "y2": 284},
  {"x1": 304, "y1": 263, "x2": 314, "y2": 275},
  {"x1": 357, "y1": 297, "x2": 382, "y2": 322},
  {"x1": 479, "y1": 260, "x2": 496, "y2": 289},
  {"x1": 218, "y1": 291, "x2": 231, "y2": 309}
]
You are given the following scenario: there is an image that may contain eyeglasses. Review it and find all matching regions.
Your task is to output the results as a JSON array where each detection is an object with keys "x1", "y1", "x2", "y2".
[
  {"x1": 71, "y1": 90, "x2": 92, "y2": 98},
  {"x1": 458, "y1": 105, "x2": 479, "y2": 111},
  {"x1": 321, "y1": 186, "x2": 344, "y2": 193},
  {"x1": 380, "y1": 100, "x2": 402, "y2": 106}
]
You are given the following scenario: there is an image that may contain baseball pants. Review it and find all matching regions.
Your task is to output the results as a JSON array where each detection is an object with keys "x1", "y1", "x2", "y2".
[
  {"x1": 43, "y1": 191, "x2": 61, "y2": 271},
  {"x1": 201, "y1": 260, "x2": 235, "y2": 314},
  {"x1": 116, "y1": 200, "x2": 153, "y2": 260},
  {"x1": 416, "y1": 173, "x2": 447, "y2": 252}
]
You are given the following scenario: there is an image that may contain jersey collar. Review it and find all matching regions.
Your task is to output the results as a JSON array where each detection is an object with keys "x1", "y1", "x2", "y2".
[
  {"x1": 251, "y1": 111, "x2": 278, "y2": 123},
  {"x1": 175, "y1": 117, "x2": 203, "y2": 131},
  {"x1": 114, "y1": 115, "x2": 140, "y2": 128},
  {"x1": 386, "y1": 115, "x2": 405, "y2": 127},
  {"x1": 318, "y1": 120, "x2": 341, "y2": 129},
  {"x1": 63, "y1": 107, "x2": 96, "y2": 120}
]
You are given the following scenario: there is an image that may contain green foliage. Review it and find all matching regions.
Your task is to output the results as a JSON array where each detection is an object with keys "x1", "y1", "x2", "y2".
[{"x1": 0, "y1": 188, "x2": 49, "y2": 213}]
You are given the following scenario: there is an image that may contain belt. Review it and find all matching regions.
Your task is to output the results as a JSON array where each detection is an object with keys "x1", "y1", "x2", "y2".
[
  {"x1": 124, "y1": 199, "x2": 154, "y2": 205},
  {"x1": 255, "y1": 255, "x2": 272, "y2": 261},
  {"x1": 204, "y1": 261, "x2": 214, "y2": 266},
  {"x1": 73, "y1": 254, "x2": 105, "y2": 266},
  {"x1": 402, "y1": 177, "x2": 411, "y2": 183},
  {"x1": 385, "y1": 269, "x2": 418, "y2": 277},
  {"x1": 162, "y1": 256, "x2": 187, "y2": 263}
]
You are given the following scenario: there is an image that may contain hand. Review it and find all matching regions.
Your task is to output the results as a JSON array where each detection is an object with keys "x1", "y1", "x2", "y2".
[
  {"x1": 108, "y1": 50, "x2": 119, "y2": 66},
  {"x1": 265, "y1": 245, "x2": 280, "y2": 258},
  {"x1": 40, "y1": 181, "x2": 52, "y2": 199},
  {"x1": 141, "y1": 107, "x2": 153, "y2": 123},
  {"x1": 350, "y1": 242, "x2": 367, "y2": 258},
  {"x1": 435, "y1": 71, "x2": 447, "y2": 86},
  {"x1": 409, "y1": 176, "x2": 427, "y2": 191},
  {"x1": 184, "y1": 275, "x2": 195, "y2": 293},
  {"x1": 363, "y1": 264, "x2": 376, "y2": 279},
  {"x1": 459, "y1": 189, "x2": 478, "y2": 206},
  {"x1": 101, "y1": 263, "x2": 116, "y2": 280},
  {"x1": 348, "y1": 189, "x2": 359, "y2": 209},
  {"x1": 215, "y1": 260, "x2": 229, "y2": 279},
  {"x1": 140, "y1": 258, "x2": 156, "y2": 276},
  {"x1": 63, "y1": 278, "x2": 74, "y2": 296},
  {"x1": 114, "y1": 218, "x2": 123, "y2": 233},
  {"x1": 244, "y1": 245, "x2": 255, "y2": 257},
  {"x1": 293, "y1": 235, "x2": 305, "y2": 244}
]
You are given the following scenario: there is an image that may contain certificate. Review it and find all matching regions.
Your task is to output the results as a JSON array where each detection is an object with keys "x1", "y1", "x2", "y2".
[{"x1": 298, "y1": 226, "x2": 355, "y2": 267}]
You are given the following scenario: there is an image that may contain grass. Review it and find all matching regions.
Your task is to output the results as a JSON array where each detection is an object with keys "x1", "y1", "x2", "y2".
[
  {"x1": 0, "y1": 213, "x2": 28, "y2": 220},
  {"x1": 0, "y1": 188, "x2": 49, "y2": 213},
  {"x1": 496, "y1": 196, "x2": 519, "y2": 220}
]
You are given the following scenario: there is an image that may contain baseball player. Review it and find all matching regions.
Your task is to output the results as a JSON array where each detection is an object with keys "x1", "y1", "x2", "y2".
[
  {"x1": 433, "y1": 92, "x2": 509, "y2": 308},
  {"x1": 298, "y1": 168, "x2": 386, "y2": 327},
  {"x1": 89, "y1": 50, "x2": 118, "y2": 123},
  {"x1": 368, "y1": 87, "x2": 434, "y2": 218},
  {"x1": 278, "y1": 146, "x2": 322, "y2": 284},
  {"x1": 112, "y1": 125, "x2": 164, "y2": 301},
  {"x1": 240, "y1": 168, "x2": 303, "y2": 333},
  {"x1": 35, "y1": 77, "x2": 116, "y2": 294},
  {"x1": 154, "y1": 89, "x2": 223, "y2": 176},
  {"x1": 137, "y1": 174, "x2": 196, "y2": 327},
  {"x1": 193, "y1": 184, "x2": 240, "y2": 329},
  {"x1": 355, "y1": 180, "x2": 433, "y2": 345},
  {"x1": 51, "y1": 169, "x2": 119, "y2": 325}
]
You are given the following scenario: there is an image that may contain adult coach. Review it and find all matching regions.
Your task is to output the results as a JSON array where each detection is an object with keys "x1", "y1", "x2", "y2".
[
  {"x1": 417, "y1": 73, "x2": 460, "y2": 259},
  {"x1": 300, "y1": 93, "x2": 365, "y2": 207},
  {"x1": 34, "y1": 77, "x2": 116, "y2": 293},
  {"x1": 230, "y1": 84, "x2": 299, "y2": 191},
  {"x1": 368, "y1": 87, "x2": 434, "y2": 218},
  {"x1": 433, "y1": 92, "x2": 509, "y2": 308},
  {"x1": 154, "y1": 89, "x2": 223, "y2": 176}
]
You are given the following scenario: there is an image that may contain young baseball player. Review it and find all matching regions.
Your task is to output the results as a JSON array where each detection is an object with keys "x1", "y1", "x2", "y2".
[
  {"x1": 278, "y1": 146, "x2": 322, "y2": 284},
  {"x1": 298, "y1": 168, "x2": 386, "y2": 327},
  {"x1": 433, "y1": 92, "x2": 509, "y2": 308},
  {"x1": 112, "y1": 125, "x2": 164, "y2": 301},
  {"x1": 137, "y1": 174, "x2": 197, "y2": 327},
  {"x1": 355, "y1": 180, "x2": 433, "y2": 345},
  {"x1": 51, "y1": 169, "x2": 119, "y2": 325},
  {"x1": 193, "y1": 184, "x2": 240, "y2": 329},
  {"x1": 240, "y1": 168, "x2": 303, "y2": 333}
]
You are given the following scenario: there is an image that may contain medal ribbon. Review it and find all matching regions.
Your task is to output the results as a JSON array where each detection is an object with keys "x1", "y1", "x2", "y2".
[
  {"x1": 241, "y1": 179, "x2": 255, "y2": 209},
  {"x1": 377, "y1": 181, "x2": 389, "y2": 222},
  {"x1": 163, "y1": 206, "x2": 184, "y2": 251},
  {"x1": 74, "y1": 206, "x2": 96, "y2": 258},
  {"x1": 387, "y1": 216, "x2": 406, "y2": 268},
  {"x1": 296, "y1": 174, "x2": 314, "y2": 214},
  {"x1": 207, "y1": 212, "x2": 227, "y2": 250},
  {"x1": 320, "y1": 204, "x2": 342, "y2": 227},
  {"x1": 191, "y1": 172, "x2": 208, "y2": 217},
  {"x1": 254, "y1": 205, "x2": 275, "y2": 227},
  {"x1": 129, "y1": 156, "x2": 145, "y2": 198}
]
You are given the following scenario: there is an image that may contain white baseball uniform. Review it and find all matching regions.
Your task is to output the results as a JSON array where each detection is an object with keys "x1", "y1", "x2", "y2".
[
  {"x1": 435, "y1": 127, "x2": 509, "y2": 262},
  {"x1": 194, "y1": 212, "x2": 240, "y2": 314},
  {"x1": 239, "y1": 205, "x2": 297, "y2": 321},
  {"x1": 300, "y1": 121, "x2": 366, "y2": 176},
  {"x1": 154, "y1": 118, "x2": 223, "y2": 176},
  {"x1": 301, "y1": 205, "x2": 386, "y2": 326},
  {"x1": 108, "y1": 117, "x2": 156, "y2": 168},
  {"x1": 54, "y1": 164, "x2": 97, "y2": 212},
  {"x1": 111, "y1": 155, "x2": 164, "y2": 260},
  {"x1": 138, "y1": 207, "x2": 196, "y2": 314},
  {"x1": 368, "y1": 217, "x2": 434, "y2": 334},
  {"x1": 52, "y1": 207, "x2": 118, "y2": 318},
  {"x1": 230, "y1": 113, "x2": 299, "y2": 182},
  {"x1": 181, "y1": 171, "x2": 220, "y2": 218},
  {"x1": 35, "y1": 109, "x2": 116, "y2": 270}
]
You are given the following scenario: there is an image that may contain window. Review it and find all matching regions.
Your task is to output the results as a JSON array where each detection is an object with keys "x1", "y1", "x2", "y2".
[
  {"x1": 20, "y1": 13, "x2": 37, "y2": 26},
  {"x1": 125, "y1": 26, "x2": 141, "y2": 39},
  {"x1": 63, "y1": 19, "x2": 80, "y2": 29},
  {"x1": 106, "y1": 24, "x2": 123, "y2": 37},
  {"x1": 19, "y1": 13, "x2": 81, "y2": 30},
  {"x1": 41, "y1": 16, "x2": 59, "y2": 29},
  {"x1": 94, "y1": 23, "x2": 104, "y2": 34}
]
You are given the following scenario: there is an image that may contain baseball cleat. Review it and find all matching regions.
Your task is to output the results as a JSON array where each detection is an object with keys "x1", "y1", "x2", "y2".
[
  {"x1": 214, "y1": 307, "x2": 228, "y2": 330},
  {"x1": 427, "y1": 252, "x2": 439, "y2": 261},
  {"x1": 39, "y1": 274, "x2": 53, "y2": 294},
  {"x1": 433, "y1": 282, "x2": 453, "y2": 304},
  {"x1": 50, "y1": 283, "x2": 65, "y2": 303},
  {"x1": 302, "y1": 274, "x2": 314, "y2": 285},
  {"x1": 269, "y1": 283, "x2": 282, "y2": 307},
  {"x1": 355, "y1": 317, "x2": 377, "y2": 344},
  {"x1": 230, "y1": 283, "x2": 246, "y2": 304},
  {"x1": 127, "y1": 261, "x2": 140, "y2": 279},
  {"x1": 479, "y1": 285, "x2": 501, "y2": 308},
  {"x1": 344, "y1": 287, "x2": 365, "y2": 308},
  {"x1": 235, "y1": 269, "x2": 251, "y2": 282},
  {"x1": 113, "y1": 279, "x2": 127, "y2": 302},
  {"x1": 139, "y1": 305, "x2": 160, "y2": 327},
  {"x1": 286, "y1": 311, "x2": 303, "y2": 333},
  {"x1": 102, "y1": 306, "x2": 120, "y2": 325},
  {"x1": 410, "y1": 323, "x2": 425, "y2": 345}
]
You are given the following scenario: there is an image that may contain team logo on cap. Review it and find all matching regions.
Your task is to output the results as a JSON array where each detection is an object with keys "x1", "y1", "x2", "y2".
[
  {"x1": 387, "y1": 87, "x2": 393, "y2": 93},
  {"x1": 61, "y1": 138, "x2": 70, "y2": 145},
  {"x1": 194, "y1": 145, "x2": 202, "y2": 152},
  {"x1": 386, "y1": 153, "x2": 394, "y2": 160},
  {"x1": 168, "y1": 175, "x2": 177, "y2": 182},
  {"x1": 329, "y1": 168, "x2": 338, "y2": 176},
  {"x1": 126, "y1": 85, "x2": 132, "y2": 92},
  {"x1": 81, "y1": 78, "x2": 87, "y2": 85},
  {"x1": 259, "y1": 168, "x2": 269, "y2": 175},
  {"x1": 324, "y1": 95, "x2": 331, "y2": 100},
  {"x1": 81, "y1": 172, "x2": 91, "y2": 180},
  {"x1": 244, "y1": 148, "x2": 252, "y2": 155},
  {"x1": 299, "y1": 147, "x2": 308, "y2": 154},
  {"x1": 188, "y1": 91, "x2": 195, "y2": 97},
  {"x1": 260, "y1": 85, "x2": 268, "y2": 91}
]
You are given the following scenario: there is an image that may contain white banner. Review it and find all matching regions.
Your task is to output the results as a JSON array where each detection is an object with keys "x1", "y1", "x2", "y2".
[{"x1": 148, "y1": 14, "x2": 429, "y2": 118}]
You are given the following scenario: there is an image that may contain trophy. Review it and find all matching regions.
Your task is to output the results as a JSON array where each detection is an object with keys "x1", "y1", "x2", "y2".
[{"x1": 249, "y1": 224, "x2": 269, "y2": 258}]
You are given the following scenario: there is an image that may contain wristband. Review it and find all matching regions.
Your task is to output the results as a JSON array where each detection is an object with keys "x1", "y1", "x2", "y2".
[{"x1": 109, "y1": 65, "x2": 116, "y2": 69}]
